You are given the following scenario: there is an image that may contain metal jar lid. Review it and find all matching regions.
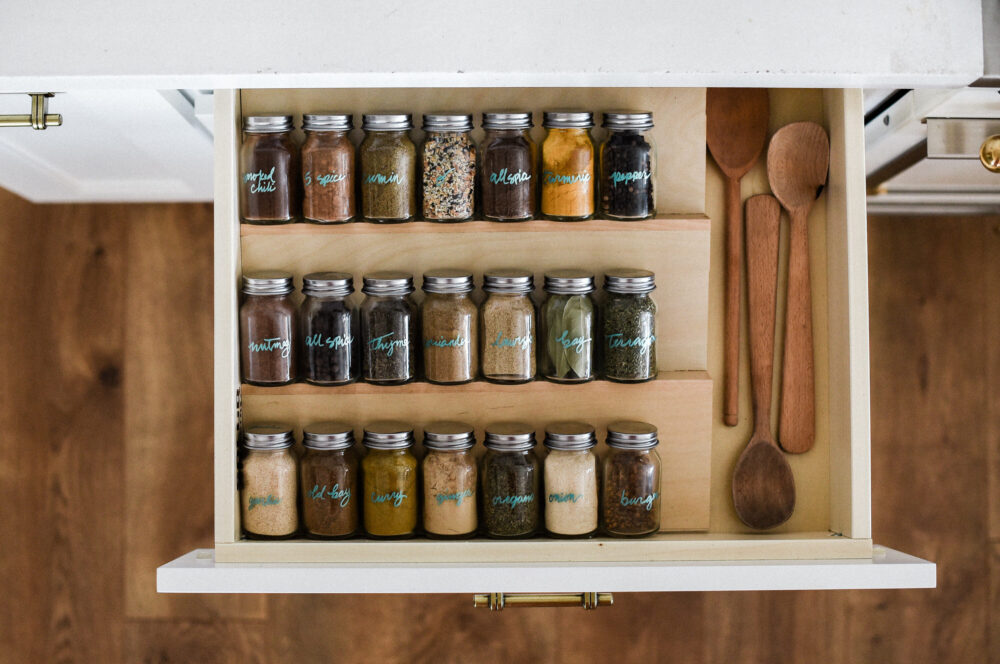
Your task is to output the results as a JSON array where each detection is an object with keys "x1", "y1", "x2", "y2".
[
  {"x1": 303, "y1": 272, "x2": 354, "y2": 297},
  {"x1": 422, "y1": 112, "x2": 473, "y2": 132},
  {"x1": 362, "y1": 271, "x2": 414, "y2": 296},
  {"x1": 243, "y1": 424, "x2": 295, "y2": 450},
  {"x1": 243, "y1": 114, "x2": 294, "y2": 133},
  {"x1": 302, "y1": 421, "x2": 355, "y2": 450},
  {"x1": 604, "y1": 269, "x2": 656, "y2": 294},
  {"x1": 543, "y1": 269, "x2": 595, "y2": 294},
  {"x1": 544, "y1": 421, "x2": 597, "y2": 450},
  {"x1": 362, "y1": 113, "x2": 413, "y2": 131},
  {"x1": 606, "y1": 420, "x2": 659, "y2": 449},
  {"x1": 483, "y1": 269, "x2": 534, "y2": 294},
  {"x1": 543, "y1": 110, "x2": 594, "y2": 129},
  {"x1": 484, "y1": 422, "x2": 536, "y2": 451},
  {"x1": 422, "y1": 268, "x2": 474, "y2": 294},
  {"x1": 602, "y1": 110, "x2": 654, "y2": 130},
  {"x1": 482, "y1": 111, "x2": 533, "y2": 130},
  {"x1": 242, "y1": 270, "x2": 294, "y2": 296},
  {"x1": 303, "y1": 112, "x2": 353, "y2": 131},
  {"x1": 363, "y1": 421, "x2": 415, "y2": 449},
  {"x1": 423, "y1": 421, "x2": 476, "y2": 450}
]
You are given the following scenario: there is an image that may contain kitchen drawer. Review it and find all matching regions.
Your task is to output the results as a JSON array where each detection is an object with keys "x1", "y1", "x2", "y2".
[{"x1": 158, "y1": 87, "x2": 935, "y2": 593}]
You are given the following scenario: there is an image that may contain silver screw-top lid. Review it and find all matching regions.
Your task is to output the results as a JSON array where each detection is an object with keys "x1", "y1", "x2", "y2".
[
  {"x1": 482, "y1": 111, "x2": 533, "y2": 130},
  {"x1": 543, "y1": 110, "x2": 594, "y2": 129},
  {"x1": 302, "y1": 271, "x2": 354, "y2": 297},
  {"x1": 303, "y1": 112, "x2": 353, "y2": 131},
  {"x1": 422, "y1": 112, "x2": 473, "y2": 132},
  {"x1": 544, "y1": 421, "x2": 597, "y2": 450},
  {"x1": 363, "y1": 421, "x2": 415, "y2": 449},
  {"x1": 604, "y1": 269, "x2": 656, "y2": 294},
  {"x1": 423, "y1": 421, "x2": 476, "y2": 450},
  {"x1": 362, "y1": 271, "x2": 414, "y2": 296},
  {"x1": 484, "y1": 422, "x2": 536, "y2": 451},
  {"x1": 602, "y1": 110, "x2": 654, "y2": 130},
  {"x1": 422, "y1": 268, "x2": 474, "y2": 294},
  {"x1": 242, "y1": 270, "x2": 294, "y2": 295},
  {"x1": 362, "y1": 113, "x2": 413, "y2": 131},
  {"x1": 302, "y1": 421, "x2": 355, "y2": 450},
  {"x1": 483, "y1": 268, "x2": 534, "y2": 294},
  {"x1": 243, "y1": 424, "x2": 295, "y2": 450},
  {"x1": 606, "y1": 420, "x2": 659, "y2": 449},
  {"x1": 543, "y1": 269, "x2": 595, "y2": 294},
  {"x1": 243, "y1": 114, "x2": 294, "y2": 133}
]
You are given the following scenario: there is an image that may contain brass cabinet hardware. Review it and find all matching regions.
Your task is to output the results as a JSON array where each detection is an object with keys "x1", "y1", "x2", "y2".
[
  {"x1": 0, "y1": 93, "x2": 62, "y2": 129},
  {"x1": 473, "y1": 592, "x2": 613, "y2": 610},
  {"x1": 980, "y1": 134, "x2": 1000, "y2": 173}
]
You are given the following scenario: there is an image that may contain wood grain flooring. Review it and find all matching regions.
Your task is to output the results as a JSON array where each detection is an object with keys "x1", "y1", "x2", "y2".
[{"x1": 0, "y1": 189, "x2": 996, "y2": 663}]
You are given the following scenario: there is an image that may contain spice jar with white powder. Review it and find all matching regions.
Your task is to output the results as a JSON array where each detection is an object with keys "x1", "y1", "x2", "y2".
[
  {"x1": 543, "y1": 422, "x2": 599, "y2": 538},
  {"x1": 240, "y1": 425, "x2": 299, "y2": 539},
  {"x1": 422, "y1": 421, "x2": 478, "y2": 538}
]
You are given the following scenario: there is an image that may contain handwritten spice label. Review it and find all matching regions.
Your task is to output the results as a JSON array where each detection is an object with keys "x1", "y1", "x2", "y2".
[
  {"x1": 369, "y1": 332, "x2": 408, "y2": 357},
  {"x1": 248, "y1": 494, "x2": 281, "y2": 511},
  {"x1": 305, "y1": 333, "x2": 353, "y2": 350},
  {"x1": 620, "y1": 490, "x2": 659, "y2": 511},
  {"x1": 610, "y1": 170, "x2": 652, "y2": 187},
  {"x1": 305, "y1": 170, "x2": 348, "y2": 187},
  {"x1": 370, "y1": 490, "x2": 408, "y2": 508},
  {"x1": 248, "y1": 337, "x2": 291, "y2": 359},
  {"x1": 490, "y1": 168, "x2": 531, "y2": 186},
  {"x1": 243, "y1": 167, "x2": 277, "y2": 194},
  {"x1": 435, "y1": 488, "x2": 474, "y2": 506},
  {"x1": 310, "y1": 483, "x2": 351, "y2": 508}
]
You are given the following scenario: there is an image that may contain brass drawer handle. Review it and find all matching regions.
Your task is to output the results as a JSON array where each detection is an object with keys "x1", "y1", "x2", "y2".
[
  {"x1": 981, "y1": 135, "x2": 1000, "y2": 173},
  {"x1": 0, "y1": 93, "x2": 62, "y2": 129},
  {"x1": 473, "y1": 592, "x2": 613, "y2": 610}
]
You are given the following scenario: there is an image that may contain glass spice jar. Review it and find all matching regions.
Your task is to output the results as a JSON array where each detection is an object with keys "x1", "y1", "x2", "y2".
[
  {"x1": 421, "y1": 269, "x2": 478, "y2": 384},
  {"x1": 601, "y1": 421, "x2": 662, "y2": 537},
  {"x1": 540, "y1": 270, "x2": 597, "y2": 383},
  {"x1": 301, "y1": 112, "x2": 356, "y2": 223},
  {"x1": 239, "y1": 271, "x2": 297, "y2": 386},
  {"x1": 543, "y1": 422, "x2": 599, "y2": 538},
  {"x1": 481, "y1": 423, "x2": 541, "y2": 539},
  {"x1": 599, "y1": 111, "x2": 657, "y2": 220},
  {"x1": 540, "y1": 111, "x2": 595, "y2": 221},
  {"x1": 480, "y1": 111, "x2": 536, "y2": 221},
  {"x1": 240, "y1": 425, "x2": 299, "y2": 539},
  {"x1": 299, "y1": 422, "x2": 359, "y2": 539},
  {"x1": 422, "y1": 421, "x2": 478, "y2": 539},
  {"x1": 360, "y1": 113, "x2": 417, "y2": 223},
  {"x1": 360, "y1": 271, "x2": 418, "y2": 385},
  {"x1": 362, "y1": 422, "x2": 419, "y2": 539},
  {"x1": 601, "y1": 269, "x2": 658, "y2": 382},
  {"x1": 239, "y1": 114, "x2": 300, "y2": 225},
  {"x1": 421, "y1": 113, "x2": 476, "y2": 221},
  {"x1": 300, "y1": 272, "x2": 359, "y2": 385},
  {"x1": 480, "y1": 269, "x2": 536, "y2": 384}
]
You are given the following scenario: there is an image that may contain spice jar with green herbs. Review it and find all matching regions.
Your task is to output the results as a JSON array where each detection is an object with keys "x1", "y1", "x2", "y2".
[
  {"x1": 240, "y1": 271, "x2": 297, "y2": 386},
  {"x1": 299, "y1": 422, "x2": 359, "y2": 539},
  {"x1": 480, "y1": 269, "x2": 536, "y2": 383},
  {"x1": 481, "y1": 111, "x2": 536, "y2": 221},
  {"x1": 362, "y1": 422, "x2": 418, "y2": 539},
  {"x1": 239, "y1": 114, "x2": 300, "y2": 225},
  {"x1": 421, "y1": 113, "x2": 476, "y2": 221},
  {"x1": 540, "y1": 270, "x2": 597, "y2": 383},
  {"x1": 300, "y1": 272, "x2": 359, "y2": 385},
  {"x1": 601, "y1": 269, "x2": 657, "y2": 382},
  {"x1": 422, "y1": 269, "x2": 478, "y2": 384},
  {"x1": 240, "y1": 425, "x2": 298, "y2": 539},
  {"x1": 543, "y1": 422, "x2": 599, "y2": 538},
  {"x1": 481, "y1": 423, "x2": 541, "y2": 538},
  {"x1": 360, "y1": 272, "x2": 418, "y2": 384},
  {"x1": 601, "y1": 421, "x2": 662, "y2": 537},
  {"x1": 599, "y1": 111, "x2": 656, "y2": 220},
  {"x1": 360, "y1": 113, "x2": 417, "y2": 223},
  {"x1": 301, "y1": 112, "x2": 355, "y2": 223},
  {"x1": 540, "y1": 111, "x2": 595, "y2": 221},
  {"x1": 422, "y1": 421, "x2": 478, "y2": 539}
]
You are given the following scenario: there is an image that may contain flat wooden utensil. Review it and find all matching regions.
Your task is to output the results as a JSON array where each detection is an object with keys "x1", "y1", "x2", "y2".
[
  {"x1": 732, "y1": 194, "x2": 795, "y2": 530},
  {"x1": 706, "y1": 88, "x2": 770, "y2": 427},
  {"x1": 767, "y1": 122, "x2": 830, "y2": 454}
]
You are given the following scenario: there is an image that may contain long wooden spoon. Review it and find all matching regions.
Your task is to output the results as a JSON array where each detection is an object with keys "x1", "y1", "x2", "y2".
[
  {"x1": 767, "y1": 122, "x2": 830, "y2": 454},
  {"x1": 706, "y1": 89, "x2": 769, "y2": 427},
  {"x1": 732, "y1": 195, "x2": 795, "y2": 530}
]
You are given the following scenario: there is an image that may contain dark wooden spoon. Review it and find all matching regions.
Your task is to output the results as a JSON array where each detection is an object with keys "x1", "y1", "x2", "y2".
[{"x1": 732, "y1": 194, "x2": 795, "y2": 530}]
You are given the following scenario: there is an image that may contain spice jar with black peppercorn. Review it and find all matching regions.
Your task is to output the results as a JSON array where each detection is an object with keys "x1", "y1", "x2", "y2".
[
  {"x1": 599, "y1": 111, "x2": 656, "y2": 220},
  {"x1": 481, "y1": 111, "x2": 536, "y2": 221},
  {"x1": 543, "y1": 422, "x2": 599, "y2": 538},
  {"x1": 540, "y1": 111, "x2": 595, "y2": 221},
  {"x1": 601, "y1": 269, "x2": 657, "y2": 382},
  {"x1": 421, "y1": 113, "x2": 476, "y2": 222},
  {"x1": 360, "y1": 272, "x2": 418, "y2": 384},
  {"x1": 601, "y1": 421, "x2": 662, "y2": 537},
  {"x1": 360, "y1": 113, "x2": 417, "y2": 223},
  {"x1": 239, "y1": 271, "x2": 297, "y2": 386},
  {"x1": 239, "y1": 114, "x2": 300, "y2": 225},
  {"x1": 540, "y1": 270, "x2": 597, "y2": 383},
  {"x1": 481, "y1": 423, "x2": 541, "y2": 538},
  {"x1": 240, "y1": 425, "x2": 299, "y2": 539},
  {"x1": 300, "y1": 272, "x2": 359, "y2": 385},
  {"x1": 362, "y1": 422, "x2": 419, "y2": 539},
  {"x1": 421, "y1": 269, "x2": 478, "y2": 384},
  {"x1": 422, "y1": 421, "x2": 478, "y2": 539},
  {"x1": 301, "y1": 112, "x2": 355, "y2": 223},
  {"x1": 299, "y1": 422, "x2": 359, "y2": 539},
  {"x1": 480, "y1": 269, "x2": 536, "y2": 383}
]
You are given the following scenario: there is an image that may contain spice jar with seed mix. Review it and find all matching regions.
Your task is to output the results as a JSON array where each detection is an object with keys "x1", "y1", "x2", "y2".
[
  {"x1": 540, "y1": 270, "x2": 597, "y2": 383},
  {"x1": 360, "y1": 113, "x2": 417, "y2": 223},
  {"x1": 299, "y1": 422, "x2": 359, "y2": 539},
  {"x1": 599, "y1": 111, "x2": 656, "y2": 220},
  {"x1": 481, "y1": 423, "x2": 541, "y2": 538},
  {"x1": 480, "y1": 269, "x2": 536, "y2": 383},
  {"x1": 360, "y1": 271, "x2": 418, "y2": 385},
  {"x1": 239, "y1": 114, "x2": 300, "y2": 225},
  {"x1": 240, "y1": 425, "x2": 299, "y2": 539},
  {"x1": 422, "y1": 421, "x2": 478, "y2": 538},
  {"x1": 362, "y1": 422, "x2": 419, "y2": 538},
  {"x1": 601, "y1": 421, "x2": 662, "y2": 537},
  {"x1": 543, "y1": 422, "x2": 599, "y2": 538},
  {"x1": 300, "y1": 272, "x2": 359, "y2": 385},
  {"x1": 481, "y1": 111, "x2": 536, "y2": 221},
  {"x1": 240, "y1": 271, "x2": 297, "y2": 386},
  {"x1": 601, "y1": 269, "x2": 657, "y2": 382},
  {"x1": 422, "y1": 269, "x2": 478, "y2": 384},
  {"x1": 540, "y1": 111, "x2": 595, "y2": 221},
  {"x1": 301, "y1": 112, "x2": 355, "y2": 223},
  {"x1": 421, "y1": 113, "x2": 476, "y2": 221}
]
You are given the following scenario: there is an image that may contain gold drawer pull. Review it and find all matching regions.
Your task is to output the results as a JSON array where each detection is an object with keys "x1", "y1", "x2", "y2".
[
  {"x1": 473, "y1": 592, "x2": 613, "y2": 610},
  {"x1": 0, "y1": 93, "x2": 62, "y2": 129},
  {"x1": 981, "y1": 135, "x2": 1000, "y2": 173}
]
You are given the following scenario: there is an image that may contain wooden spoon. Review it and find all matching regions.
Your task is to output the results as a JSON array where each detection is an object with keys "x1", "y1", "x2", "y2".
[
  {"x1": 767, "y1": 122, "x2": 830, "y2": 454},
  {"x1": 706, "y1": 89, "x2": 769, "y2": 427},
  {"x1": 732, "y1": 195, "x2": 795, "y2": 530}
]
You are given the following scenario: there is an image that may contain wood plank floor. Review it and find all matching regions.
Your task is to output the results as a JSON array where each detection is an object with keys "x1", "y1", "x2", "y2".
[{"x1": 0, "y1": 189, "x2": 996, "y2": 663}]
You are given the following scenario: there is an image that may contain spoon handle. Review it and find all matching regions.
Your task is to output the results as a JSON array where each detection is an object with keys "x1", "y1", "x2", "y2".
[
  {"x1": 745, "y1": 195, "x2": 780, "y2": 440},
  {"x1": 779, "y1": 207, "x2": 816, "y2": 453},
  {"x1": 723, "y1": 175, "x2": 742, "y2": 427}
]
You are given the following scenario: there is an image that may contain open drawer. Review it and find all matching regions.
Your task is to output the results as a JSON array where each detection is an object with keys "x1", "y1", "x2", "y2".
[{"x1": 158, "y1": 87, "x2": 935, "y2": 593}]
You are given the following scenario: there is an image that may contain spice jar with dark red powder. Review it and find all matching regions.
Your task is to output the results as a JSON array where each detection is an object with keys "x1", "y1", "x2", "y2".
[
  {"x1": 239, "y1": 271, "x2": 297, "y2": 386},
  {"x1": 299, "y1": 422, "x2": 359, "y2": 539},
  {"x1": 239, "y1": 114, "x2": 300, "y2": 225},
  {"x1": 601, "y1": 421, "x2": 662, "y2": 537},
  {"x1": 301, "y1": 112, "x2": 355, "y2": 223},
  {"x1": 480, "y1": 111, "x2": 537, "y2": 221},
  {"x1": 300, "y1": 272, "x2": 359, "y2": 385}
]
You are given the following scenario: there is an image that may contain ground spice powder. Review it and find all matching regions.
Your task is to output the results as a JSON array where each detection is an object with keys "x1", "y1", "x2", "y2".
[
  {"x1": 422, "y1": 422, "x2": 478, "y2": 538},
  {"x1": 481, "y1": 112, "x2": 536, "y2": 221},
  {"x1": 540, "y1": 112, "x2": 595, "y2": 220},
  {"x1": 301, "y1": 114, "x2": 355, "y2": 223},
  {"x1": 544, "y1": 442, "x2": 598, "y2": 538},
  {"x1": 299, "y1": 423, "x2": 359, "y2": 539},
  {"x1": 362, "y1": 424, "x2": 418, "y2": 538},
  {"x1": 240, "y1": 426, "x2": 299, "y2": 539},
  {"x1": 422, "y1": 270, "x2": 478, "y2": 384},
  {"x1": 480, "y1": 270, "x2": 536, "y2": 383}
]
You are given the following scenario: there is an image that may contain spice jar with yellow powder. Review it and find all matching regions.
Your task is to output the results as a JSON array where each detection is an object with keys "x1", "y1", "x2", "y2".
[
  {"x1": 540, "y1": 111, "x2": 596, "y2": 221},
  {"x1": 362, "y1": 421, "x2": 419, "y2": 539}
]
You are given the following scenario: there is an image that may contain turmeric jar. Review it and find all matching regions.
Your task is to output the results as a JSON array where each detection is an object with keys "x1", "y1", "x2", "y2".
[
  {"x1": 540, "y1": 111, "x2": 595, "y2": 221},
  {"x1": 362, "y1": 422, "x2": 418, "y2": 539}
]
